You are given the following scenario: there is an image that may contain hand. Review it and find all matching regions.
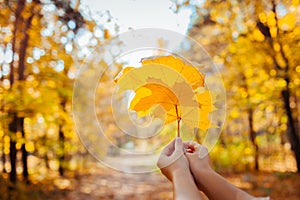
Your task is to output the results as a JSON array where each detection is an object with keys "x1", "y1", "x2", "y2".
[
  {"x1": 157, "y1": 138, "x2": 203, "y2": 200},
  {"x1": 157, "y1": 137, "x2": 189, "y2": 181},
  {"x1": 183, "y1": 141, "x2": 212, "y2": 173},
  {"x1": 183, "y1": 141, "x2": 212, "y2": 192},
  {"x1": 184, "y1": 141, "x2": 255, "y2": 200}
]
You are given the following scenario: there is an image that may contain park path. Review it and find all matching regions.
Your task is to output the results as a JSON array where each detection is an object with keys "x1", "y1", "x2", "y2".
[
  {"x1": 46, "y1": 158, "x2": 300, "y2": 200},
  {"x1": 54, "y1": 162, "x2": 173, "y2": 200}
]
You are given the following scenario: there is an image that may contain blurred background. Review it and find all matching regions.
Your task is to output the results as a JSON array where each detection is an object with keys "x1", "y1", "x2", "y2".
[{"x1": 0, "y1": 0, "x2": 299, "y2": 199}]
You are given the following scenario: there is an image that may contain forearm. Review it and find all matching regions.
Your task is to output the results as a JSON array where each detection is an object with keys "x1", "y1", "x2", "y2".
[
  {"x1": 172, "y1": 169, "x2": 202, "y2": 200},
  {"x1": 192, "y1": 169, "x2": 254, "y2": 200}
]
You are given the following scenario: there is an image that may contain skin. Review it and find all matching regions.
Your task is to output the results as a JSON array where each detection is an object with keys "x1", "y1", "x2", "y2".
[
  {"x1": 184, "y1": 141, "x2": 255, "y2": 200},
  {"x1": 157, "y1": 137, "x2": 202, "y2": 200},
  {"x1": 157, "y1": 139, "x2": 257, "y2": 200}
]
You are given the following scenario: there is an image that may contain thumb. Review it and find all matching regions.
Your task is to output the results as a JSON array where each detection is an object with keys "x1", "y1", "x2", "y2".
[{"x1": 174, "y1": 137, "x2": 183, "y2": 151}]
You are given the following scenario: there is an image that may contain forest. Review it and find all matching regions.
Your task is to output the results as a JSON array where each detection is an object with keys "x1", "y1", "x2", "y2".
[{"x1": 0, "y1": 0, "x2": 299, "y2": 199}]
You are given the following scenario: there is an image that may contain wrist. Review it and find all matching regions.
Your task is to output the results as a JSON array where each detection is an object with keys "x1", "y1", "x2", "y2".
[
  {"x1": 190, "y1": 166, "x2": 214, "y2": 189},
  {"x1": 190, "y1": 163, "x2": 212, "y2": 174},
  {"x1": 192, "y1": 165, "x2": 214, "y2": 180},
  {"x1": 171, "y1": 167, "x2": 191, "y2": 181}
]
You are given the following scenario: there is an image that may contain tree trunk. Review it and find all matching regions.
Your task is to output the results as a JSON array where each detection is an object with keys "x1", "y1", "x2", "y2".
[
  {"x1": 271, "y1": 0, "x2": 299, "y2": 172},
  {"x1": 8, "y1": 115, "x2": 18, "y2": 183},
  {"x1": 44, "y1": 153, "x2": 50, "y2": 169},
  {"x1": 58, "y1": 124, "x2": 65, "y2": 176},
  {"x1": 282, "y1": 78, "x2": 300, "y2": 173},
  {"x1": 58, "y1": 100, "x2": 66, "y2": 176},
  {"x1": 20, "y1": 117, "x2": 29, "y2": 182},
  {"x1": 248, "y1": 108, "x2": 259, "y2": 171},
  {"x1": 17, "y1": 9, "x2": 35, "y2": 183},
  {"x1": 2, "y1": 137, "x2": 7, "y2": 173},
  {"x1": 7, "y1": 0, "x2": 26, "y2": 184},
  {"x1": 0, "y1": 70, "x2": 6, "y2": 174}
]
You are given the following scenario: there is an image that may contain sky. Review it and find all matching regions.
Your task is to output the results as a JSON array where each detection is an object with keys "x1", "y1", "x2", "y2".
[
  {"x1": 79, "y1": 0, "x2": 197, "y2": 67},
  {"x1": 81, "y1": 0, "x2": 195, "y2": 35}
]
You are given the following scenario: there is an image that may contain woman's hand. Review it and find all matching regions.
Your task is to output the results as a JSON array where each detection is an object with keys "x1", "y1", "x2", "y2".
[
  {"x1": 157, "y1": 137, "x2": 190, "y2": 181},
  {"x1": 157, "y1": 138, "x2": 203, "y2": 200},
  {"x1": 183, "y1": 141, "x2": 212, "y2": 173},
  {"x1": 183, "y1": 141, "x2": 254, "y2": 200}
]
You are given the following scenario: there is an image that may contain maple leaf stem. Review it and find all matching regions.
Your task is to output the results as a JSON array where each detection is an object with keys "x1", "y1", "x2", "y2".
[
  {"x1": 175, "y1": 104, "x2": 181, "y2": 137},
  {"x1": 177, "y1": 118, "x2": 181, "y2": 137}
]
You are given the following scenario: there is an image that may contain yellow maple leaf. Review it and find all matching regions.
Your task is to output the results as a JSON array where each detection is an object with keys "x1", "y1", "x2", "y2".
[
  {"x1": 196, "y1": 91, "x2": 214, "y2": 130},
  {"x1": 115, "y1": 55, "x2": 213, "y2": 137},
  {"x1": 141, "y1": 55, "x2": 205, "y2": 89},
  {"x1": 130, "y1": 83, "x2": 178, "y2": 115}
]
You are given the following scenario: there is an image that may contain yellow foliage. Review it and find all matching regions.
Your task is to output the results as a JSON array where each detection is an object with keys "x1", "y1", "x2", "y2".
[
  {"x1": 4, "y1": 135, "x2": 10, "y2": 143},
  {"x1": 270, "y1": 27, "x2": 277, "y2": 38},
  {"x1": 270, "y1": 69, "x2": 276, "y2": 76},
  {"x1": 31, "y1": 16, "x2": 39, "y2": 26},
  {"x1": 104, "y1": 29, "x2": 111, "y2": 39},
  {"x1": 275, "y1": 53, "x2": 287, "y2": 68},
  {"x1": 252, "y1": 29, "x2": 265, "y2": 42},
  {"x1": 267, "y1": 12, "x2": 276, "y2": 27},
  {"x1": 4, "y1": 148, "x2": 9, "y2": 155},
  {"x1": 259, "y1": 12, "x2": 267, "y2": 23},
  {"x1": 16, "y1": 142, "x2": 22, "y2": 150},
  {"x1": 245, "y1": 68, "x2": 254, "y2": 78},
  {"x1": 115, "y1": 56, "x2": 213, "y2": 134},
  {"x1": 4, "y1": 34, "x2": 12, "y2": 43},
  {"x1": 25, "y1": 142, "x2": 35, "y2": 152},
  {"x1": 209, "y1": 1, "x2": 230, "y2": 24},
  {"x1": 47, "y1": 80, "x2": 56, "y2": 88},
  {"x1": 278, "y1": 13, "x2": 296, "y2": 31},
  {"x1": 273, "y1": 43, "x2": 280, "y2": 52}
]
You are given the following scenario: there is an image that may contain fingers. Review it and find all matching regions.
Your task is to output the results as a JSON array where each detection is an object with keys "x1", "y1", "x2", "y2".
[
  {"x1": 157, "y1": 138, "x2": 185, "y2": 170},
  {"x1": 162, "y1": 138, "x2": 176, "y2": 156},
  {"x1": 174, "y1": 137, "x2": 183, "y2": 151},
  {"x1": 183, "y1": 141, "x2": 201, "y2": 154},
  {"x1": 162, "y1": 137, "x2": 184, "y2": 156},
  {"x1": 183, "y1": 141, "x2": 198, "y2": 148},
  {"x1": 161, "y1": 139, "x2": 205, "y2": 157},
  {"x1": 198, "y1": 145, "x2": 209, "y2": 159}
]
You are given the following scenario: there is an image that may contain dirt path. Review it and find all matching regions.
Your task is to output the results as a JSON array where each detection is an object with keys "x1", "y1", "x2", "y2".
[{"x1": 44, "y1": 163, "x2": 299, "y2": 200}]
